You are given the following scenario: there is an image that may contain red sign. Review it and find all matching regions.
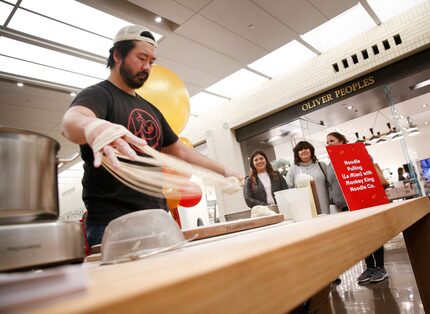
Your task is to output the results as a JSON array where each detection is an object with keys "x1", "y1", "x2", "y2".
[{"x1": 326, "y1": 142, "x2": 389, "y2": 211}]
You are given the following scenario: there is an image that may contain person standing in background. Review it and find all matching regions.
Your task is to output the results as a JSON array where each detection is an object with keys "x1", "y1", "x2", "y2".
[
  {"x1": 286, "y1": 141, "x2": 330, "y2": 214},
  {"x1": 243, "y1": 150, "x2": 288, "y2": 208},
  {"x1": 398, "y1": 167, "x2": 407, "y2": 181},
  {"x1": 326, "y1": 132, "x2": 388, "y2": 283}
]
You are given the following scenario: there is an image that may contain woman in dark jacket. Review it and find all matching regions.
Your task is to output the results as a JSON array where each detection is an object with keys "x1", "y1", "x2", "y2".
[{"x1": 243, "y1": 150, "x2": 288, "y2": 208}]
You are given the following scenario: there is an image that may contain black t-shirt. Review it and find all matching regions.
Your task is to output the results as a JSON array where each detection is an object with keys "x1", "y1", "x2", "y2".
[{"x1": 70, "y1": 80, "x2": 178, "y2": 224}]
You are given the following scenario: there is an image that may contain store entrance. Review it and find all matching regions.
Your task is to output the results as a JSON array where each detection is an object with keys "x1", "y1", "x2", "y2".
[{"x1": 240, "y1": 67, "x2": 430, "y2": 199}]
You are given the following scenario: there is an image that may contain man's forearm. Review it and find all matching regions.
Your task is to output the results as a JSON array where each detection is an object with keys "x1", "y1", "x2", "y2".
[
  {"x1": 61, "y1": 106, "x2": 98, "y2": 144},
  {"x1": 184, "y1": 149, "x2": 227, "y2": 176},
  {"x1": 163, "y1": 141, "x2": 241, "y2": 179}
]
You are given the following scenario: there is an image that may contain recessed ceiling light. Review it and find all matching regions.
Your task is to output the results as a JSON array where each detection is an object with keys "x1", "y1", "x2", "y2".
[
  {"x1": 155, "y1": 16, "x2": 162, "y2": 23},
  {"x1": 422, "y1": 104, "x2": 429, "y2": 108},
  {"x1": 425, "y1": 122, "x2": 429, "y2": 125},
  {"x1": 17, "y1": 82, "x2": 24, "y2": 87},
  {"x1": 70, "y1": 92, "x2": 77, "y2": 97},
  {"x1": 346, "y1": 105, "x2": 353, "y2": 110}
]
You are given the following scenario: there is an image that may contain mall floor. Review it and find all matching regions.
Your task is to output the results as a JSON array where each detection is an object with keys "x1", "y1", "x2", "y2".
[{"x1": 329, "y1": 233, "x2": 424, "y2": 313}]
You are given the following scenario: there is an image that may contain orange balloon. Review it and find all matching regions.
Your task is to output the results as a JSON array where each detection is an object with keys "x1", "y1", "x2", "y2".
[
  {"x1": 136, "y1": 64, "x2": 190, "y2": 134},
  {"x1": 179, "y1": 136, "x2": 193, "y2": 149},
  {"x1": 166, "y1": 197, "x2": 181, "y2": 210},
  {"x1": 162, "y1": 185, "x2": 181, "y2": 210}
]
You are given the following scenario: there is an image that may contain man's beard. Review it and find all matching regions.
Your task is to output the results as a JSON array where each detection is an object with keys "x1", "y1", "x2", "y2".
[{"x1": 120, "y1": 62, "x2": 149, "y2": 89}]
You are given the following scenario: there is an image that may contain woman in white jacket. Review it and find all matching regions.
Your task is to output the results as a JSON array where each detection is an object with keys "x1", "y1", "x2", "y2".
[{"x1": 286, "y1": 141, "x2": 330, "y2": 214}]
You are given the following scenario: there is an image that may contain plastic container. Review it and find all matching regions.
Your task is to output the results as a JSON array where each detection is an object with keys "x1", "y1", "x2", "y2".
[
  {"x1": 101, "y1": 209, "x2": 188, "y2": 265},
  {"x1": 274, "y1": 188, "x2": 313, "y2": 221}
]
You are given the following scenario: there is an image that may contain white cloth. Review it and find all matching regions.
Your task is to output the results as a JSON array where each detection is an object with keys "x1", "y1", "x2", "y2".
[{"x1": 257, "y1": 172, "x2": 275, "y2": 204}]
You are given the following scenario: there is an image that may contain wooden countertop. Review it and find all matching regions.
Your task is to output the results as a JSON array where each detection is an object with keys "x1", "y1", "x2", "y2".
[{"x1": 29, "y1": 197, "x2": 430, "y2": 314}]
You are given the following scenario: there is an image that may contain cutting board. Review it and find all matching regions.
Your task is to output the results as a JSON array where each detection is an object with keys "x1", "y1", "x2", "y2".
[{"x1": 182, "y1": 214, "x2": 284, "y2": 241}]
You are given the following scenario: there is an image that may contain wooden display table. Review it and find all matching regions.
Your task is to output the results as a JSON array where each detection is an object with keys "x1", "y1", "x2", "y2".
[{"x1": 28, "y1": 197, "x2": 430, "y2": 314}]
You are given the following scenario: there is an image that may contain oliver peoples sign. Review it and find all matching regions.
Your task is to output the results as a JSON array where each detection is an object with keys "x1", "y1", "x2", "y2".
[{"x1": 301, "y1": 76, "x2": 375, "y2": 112}]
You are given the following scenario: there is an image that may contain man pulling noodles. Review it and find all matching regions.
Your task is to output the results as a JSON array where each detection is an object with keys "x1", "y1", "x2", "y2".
[{"x1": 61, "y1": 25, "x2": 241, "y2": 246}]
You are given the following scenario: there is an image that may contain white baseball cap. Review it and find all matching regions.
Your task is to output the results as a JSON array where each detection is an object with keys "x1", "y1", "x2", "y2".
[{"x1": 113, "y1": 25, "x2": 158, "y2": 48}]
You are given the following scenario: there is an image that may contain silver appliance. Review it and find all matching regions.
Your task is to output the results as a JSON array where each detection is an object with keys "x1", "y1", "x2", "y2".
[
  {"x1": 0, "y1": 127, "x2": 85, "y2": 272},
  {"x1": 0, "y1": 221, "x2": 85, "y2": 272}
]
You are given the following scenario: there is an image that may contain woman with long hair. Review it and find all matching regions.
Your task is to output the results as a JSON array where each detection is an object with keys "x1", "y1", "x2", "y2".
[
  {"x1": 243, "y1": 150, "x2": 288, "y2": 208},
  {"x1": 285, "y1": 141, "x2": 330, "y2": 214}
]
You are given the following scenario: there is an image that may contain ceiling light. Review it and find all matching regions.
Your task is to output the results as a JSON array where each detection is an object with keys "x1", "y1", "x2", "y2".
[
  {"x1": 408, "y1": 129, "x2": 420, "y2": 136},
  {"x1": 190, "y1": 92, "x2": 228, "y2": 116},
  {"x1": 425, "y1": 122, "x2": 429, "y2": 125},
  {"x1": 17, "y1": 82, "x2": 24, "y2": 87},
  {"x1": 70, "y1": 92, "x2": 77, "y2": 97},
  {"x1": 0, "y1": 37, "x2": 108, "y2": 79},
  {"x1": 375, "y1": 137, "x2": 387, "y2": 145},
  {"x1": 266, "y1": 132, "x2": 290, "y2": 144},
  {"x1": 368, "y1": 128, "x2": 379, "y2": 143},
  {"x1": 362, "y1": 136, "x2": 371, "y2": 146},
  {"x1": 386, "y1": 122, "x2": 400, "y2": 138},
  {"x1": 9, "y1": 9, "x2": 112, "y2": 57},
  {"x1": 0, "y1": 55, "x2": 101, "y2": 88},
  {"x1": 375, "y1": 132, "x2": 387, "y2": 145},
  {"x1": 411, "y1": 79, "x2": 430, "y2": 91},
  {"x1": 406, "y1": 117, "x2": 418, "y2": 131},
  {"x1": 392, "y1": 132, "x2": 404, "y2": 141},
  {"x1": 346, "y1": 105, "x2": 354, "y2": 110},
  {"x1": 155, "y1": 16, "x2": 162, "y2": 23},
  {"x1": 206, "y1": 69, "x2": 268, "y2": 98},
  {"x1": 422, "y1": 104, "x2": 429, "y2": 108},
  {"x1": 266, "y1": 135, "x2": 281, "y2": 143},
  {"x1": 406, "y1": 117, "x2": 420, "y2": 135},
  {"x1": 367, "y1": 0, "x2": 426, "y2": 22},
  {"x1": 20, "y1": 0, "x2": 162, "y2": 42},
  {"x1": 301, "y1": 4, "x2": 376, "y2": 52},
  {"x1": 247, "y1": 40, "x2": 316, "y2": 77}
]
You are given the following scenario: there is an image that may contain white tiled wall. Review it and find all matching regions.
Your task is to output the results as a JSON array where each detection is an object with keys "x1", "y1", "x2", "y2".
[{"x1": 182, "y1": 2, "x2": 430, "y2": 219}]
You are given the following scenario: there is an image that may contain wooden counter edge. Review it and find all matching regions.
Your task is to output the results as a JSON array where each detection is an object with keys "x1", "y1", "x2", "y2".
[{"x1": 31, "y1": 197, "x2": 430, "y2": 314}]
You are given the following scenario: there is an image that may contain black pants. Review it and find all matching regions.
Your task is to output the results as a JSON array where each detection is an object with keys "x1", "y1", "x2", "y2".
[
  {"x1": 365, "y1": 246, "x2": 384, "y2": 269},
  {"x1": 85, "y1": 222, "x2": 107, "y2": 247}
]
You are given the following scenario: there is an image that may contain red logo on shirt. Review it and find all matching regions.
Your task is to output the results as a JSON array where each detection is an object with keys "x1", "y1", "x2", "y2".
[{"x1": 128, "y1": 109, "x2": 161, "y2": 149}]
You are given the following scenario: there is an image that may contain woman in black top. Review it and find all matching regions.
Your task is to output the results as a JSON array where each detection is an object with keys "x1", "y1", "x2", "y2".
[{"x1": 243, "y1": 150, "x2": 288, "y2": 208}]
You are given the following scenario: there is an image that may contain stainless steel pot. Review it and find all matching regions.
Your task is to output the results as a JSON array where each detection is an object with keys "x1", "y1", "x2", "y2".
[{"x1": 0, "y1": 127, "x2": 61, "y2": 224}]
